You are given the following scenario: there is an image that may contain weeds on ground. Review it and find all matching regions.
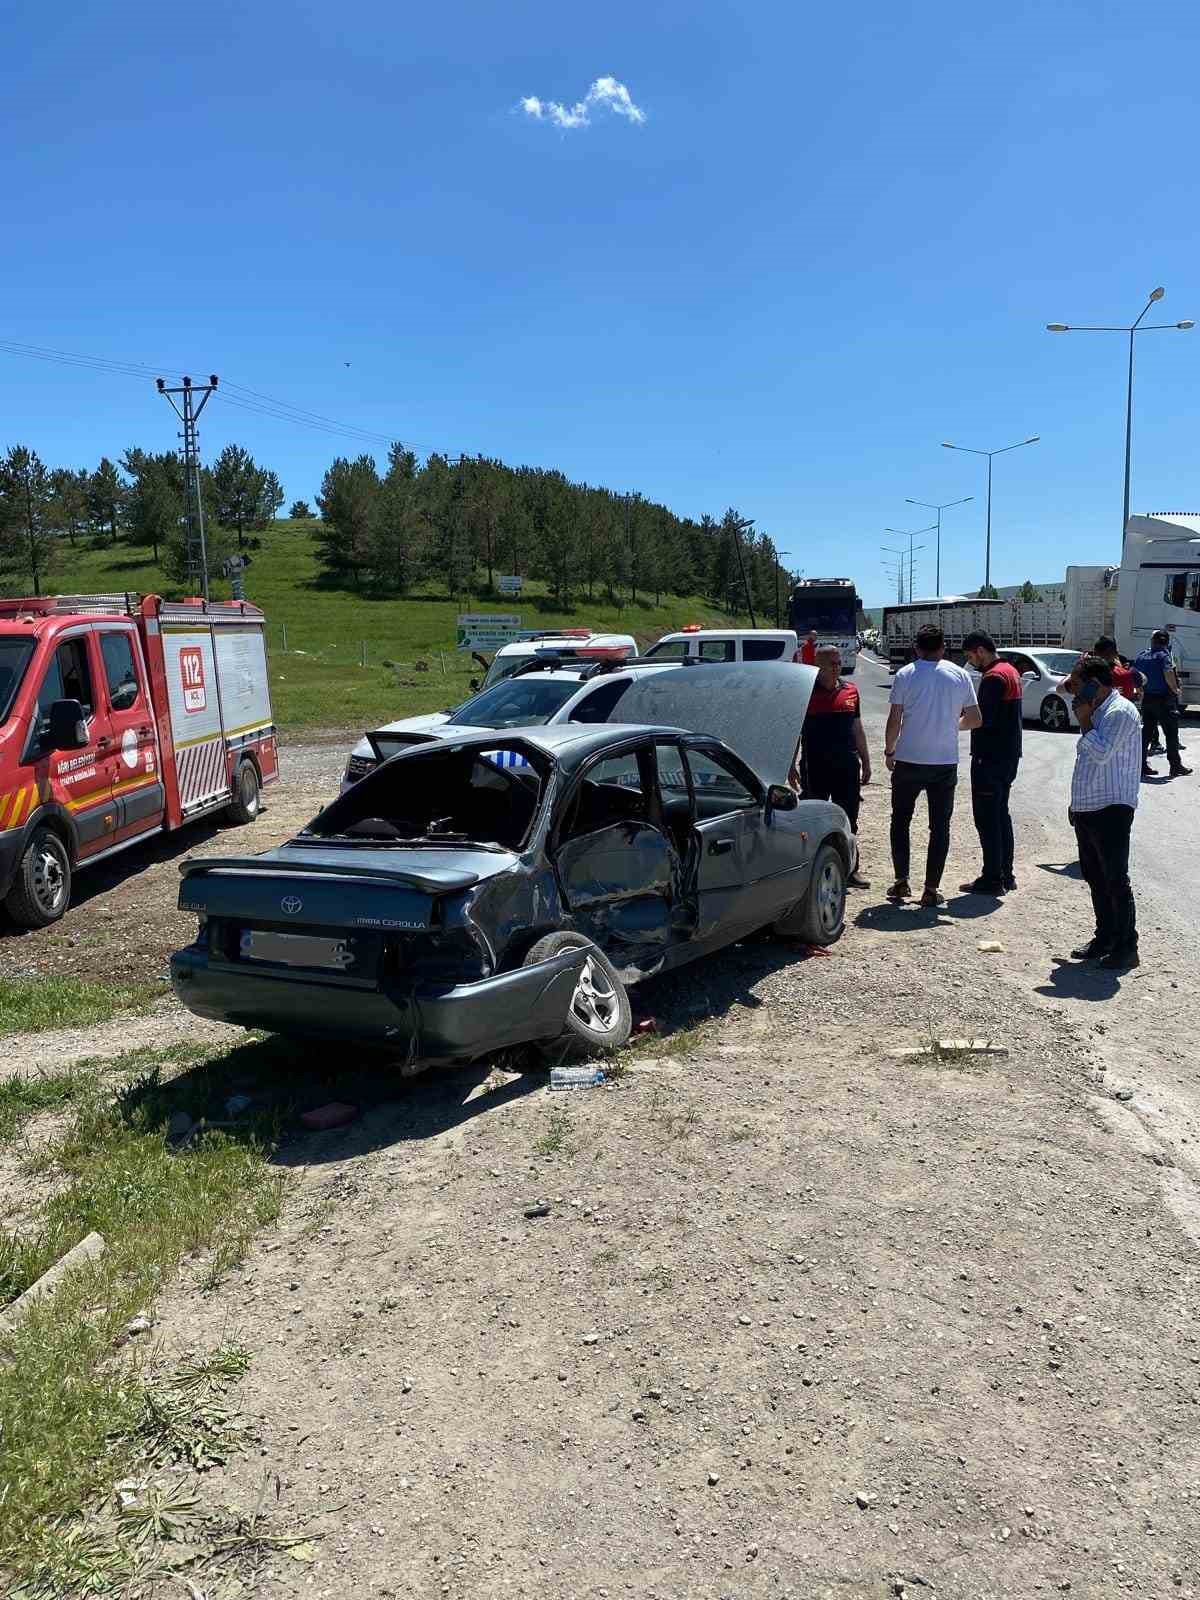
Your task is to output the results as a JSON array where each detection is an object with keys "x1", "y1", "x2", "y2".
[
  {"x1": 0, "y1": 1067, "x2": 102, "y2": 1144},
  {"x1": 533, "y1": 1106, "x2": 576, "y2": 1157},
  {"x1": 0, "y1": 1043, "x2": 286, "y2": 1585},
  {"x1": 0, "y1": 977, "x2": 158, "y2": 1038},
  {"x1": 647, "y1": 1082, "x2": 701, "y2": 1143}
]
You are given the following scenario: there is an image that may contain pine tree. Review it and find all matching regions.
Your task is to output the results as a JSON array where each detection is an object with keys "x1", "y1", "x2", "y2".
[
  {"x1": 368, "y1": 444, "x2": 426, "y2": 593},
  {"x1": 210, "y1": 444, "x2": 270, "y2": 549},
  {"x1": 47, "y1": 467, "x2": 89, "y2": 546},
  {"x1": 123, "y1": 449, "x2": 183, "y2": 567},
  {"x1": 87, "y1": 457, "x2": 125, "y2": 546},
  {"x1": 0, "y1": 446, "x2": 57, "y2": 595},
  {"x1": 289, "y1": 500, "x2": 313, "y2": 519},
  {"x1": 315, "y1": 455, "x2": 380, "y2": 586}
]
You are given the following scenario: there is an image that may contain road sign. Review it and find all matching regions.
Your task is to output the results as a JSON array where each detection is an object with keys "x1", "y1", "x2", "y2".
[
  {"x1": 497, "y1": 575, "x2": 523, "y2": 594},
  {"x1": 455, "y1": 613, "x2": 530, "y2": 652}
]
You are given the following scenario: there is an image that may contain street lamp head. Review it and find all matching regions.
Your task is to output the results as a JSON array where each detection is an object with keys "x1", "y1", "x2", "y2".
[
  {"x1": 1150, "y1": 286, "x2": 1165, "y2": 301},
  {"x1": 1024, "y1": 436, "x2": 1040, "y2": 444},
  {"x1": 941, "y1": 442, "x2": 954, "y2": 449},
  {"x1": 1046, "y1": 323, "x2": 1069, "y2": 332},
  {"x1": 1178, "y1": 320, "x2": 1195, "y2": 330}
]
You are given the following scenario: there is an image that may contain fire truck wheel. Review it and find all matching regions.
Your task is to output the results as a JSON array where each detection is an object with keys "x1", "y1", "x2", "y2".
[
  {"x1": 5, "y1": 827, "x2": 72, "y2": 929},
  {"x1": 226, "y1": 761, "x2": 261, "y2": 825}
]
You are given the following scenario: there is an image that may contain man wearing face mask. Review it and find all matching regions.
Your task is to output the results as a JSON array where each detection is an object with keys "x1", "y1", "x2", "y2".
[{"x1": 1068, "y1": 655, "x2": 1143, "y2": 971}]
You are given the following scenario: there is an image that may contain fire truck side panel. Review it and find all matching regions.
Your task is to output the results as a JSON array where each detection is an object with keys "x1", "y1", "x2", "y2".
[
  {"x1": 160, "y1": 624, "x2": 230, "y2": 817},
  {"x1": 213, "y1": 624, "x2": 278, "y2": 785}
]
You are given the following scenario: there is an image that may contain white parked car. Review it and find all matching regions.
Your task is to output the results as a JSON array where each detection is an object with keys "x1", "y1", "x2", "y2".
[
  {"x1": 966, "y1": 648, "x2": 1085, "y2": 731},
  {"x1": 644, "y1": 627, "x2": 800, "y2": 664},
  {"x1": 342, "y1": 658, "x2": 674, "y2": 790}
]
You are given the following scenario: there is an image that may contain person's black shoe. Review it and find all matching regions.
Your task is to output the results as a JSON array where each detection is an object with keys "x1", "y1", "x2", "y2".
[
  {"x1": 1003, "y1": 875, "x2": 1018, "y2": 893},
  {"x1": 1099, "y1": 947, "x2": 1140, "y2": 971},
  {"x1": 1071, "y1": 939, "x2": 1109, "y2": 960},
  {"x1": 1169, "y1": 765, "x2": 1193, "y2": 778},
  {"x1": 1142, "y1": 765, "x2": 1158, "y2": 779},
  {"x1": 1149, "y1": 742, "x2": 1165, "y2": 756},
  {"x1": 960, "y1": 878, "x2": 1004, "y2": 896}
]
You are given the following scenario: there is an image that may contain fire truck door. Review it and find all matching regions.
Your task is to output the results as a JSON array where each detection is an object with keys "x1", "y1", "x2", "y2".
[
  {"x1": 33, "y1": 633, "x2": 118, "y2": 857},
  {"x1": 98, "y1": 627, "x2": 165, "y2": 844}
]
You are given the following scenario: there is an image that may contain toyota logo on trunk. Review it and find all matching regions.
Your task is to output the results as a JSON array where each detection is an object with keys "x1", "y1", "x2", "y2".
[{"x1": 281, "y1": 896, "x2": 303, "y2": 915}]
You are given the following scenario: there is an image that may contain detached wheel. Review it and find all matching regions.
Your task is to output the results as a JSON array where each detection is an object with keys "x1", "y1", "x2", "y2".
[
  {"x1": 1040, "y1": 694, "x2": 1069, "y2": 732},
  {"x1": 523, "y1": 932, "x2": 632, "y2": 1057},
  {"x1": 5, "y1": 827, "x2": 72, "y2": 929},
  {"x1": 775, "y1": 841, "x2": 846, "y2": 945},
  {"x1": 226, "y1": 761, "x2": 261, "y2": 824}
]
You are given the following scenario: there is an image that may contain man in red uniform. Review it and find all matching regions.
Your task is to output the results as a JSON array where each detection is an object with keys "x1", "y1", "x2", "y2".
[
  {"x1": 799, "y1": 630, "x2": 819, "y2": 666},
  {"x1": 961, "y1": 631, "x2": 1023, "y2": 896},
  {"x1": 793, "y1": 645, "x2": 871, "y2": 887}
]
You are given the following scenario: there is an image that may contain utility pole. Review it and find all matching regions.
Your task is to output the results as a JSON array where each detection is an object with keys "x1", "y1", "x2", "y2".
[
  {"x1": 730, "y1": 516, "x2": 757, "y2": 628},
  {"x1": 157, "y1": 374, "x2": 218, "y2": 600}
]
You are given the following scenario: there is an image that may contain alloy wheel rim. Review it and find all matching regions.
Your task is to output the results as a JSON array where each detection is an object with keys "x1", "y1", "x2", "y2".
[
  {"x1": 570, "y1": 955, "x2": 621, "y2": 1035},
  {"x1": 1045, "y1": 698, "x2": 1067, "y2": 729},
  {"x1": 33, "y1": 846, "x2": 66, "y2": 912},
  {"x1": 817, "y1": 860, "x2": 843, "y2": 933}
]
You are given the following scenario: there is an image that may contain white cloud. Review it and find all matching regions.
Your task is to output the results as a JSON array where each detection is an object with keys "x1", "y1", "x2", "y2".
[{"x1": 518, "y1": 76, "x2": 645, "y2": 131}]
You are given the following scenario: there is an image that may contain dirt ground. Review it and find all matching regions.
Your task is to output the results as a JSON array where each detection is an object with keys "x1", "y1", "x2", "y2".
[{"x1": 6, "y1": 732, "x2": 1200, "y2": 1598}]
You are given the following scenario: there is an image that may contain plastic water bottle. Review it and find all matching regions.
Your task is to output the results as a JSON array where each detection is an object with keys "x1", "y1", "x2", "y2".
[{"x1": 549, "y1": 1065, "x2": 604, "y2": 1091}]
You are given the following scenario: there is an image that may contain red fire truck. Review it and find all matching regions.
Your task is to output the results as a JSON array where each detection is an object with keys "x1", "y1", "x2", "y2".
[{"x1": 0, "y1": 592, "x2": 278, "y2": 927}]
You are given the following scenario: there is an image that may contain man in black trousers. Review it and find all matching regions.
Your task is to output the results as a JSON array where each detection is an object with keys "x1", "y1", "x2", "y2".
[{"x1": 961, "y1": 631, "x2": 1023, "y2": 896}]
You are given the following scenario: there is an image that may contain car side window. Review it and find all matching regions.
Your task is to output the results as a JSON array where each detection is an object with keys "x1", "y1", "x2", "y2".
[
  {"x1": 685, "y1": 747, "x2": 758, "y2": 815},
  {"x1": 742, "y1": 638, "x2": 787, "y2": 661},
  {"x1": 568, "y1": 679, "x2": 633, "y2": 723},
  {"x1": 563, "y1": 751, "x2": 647, "y2": 838},
  {"x1": 1164, "y1": 572, "x2": 1189, "y2": 609},
  {"x1": 100, "y1": 631, "x2": 141, "y2": 712},
  {"x1": 1004, "y1": 653, "x2": 1036, "y2": 676},
  {"x1": 35, "y1": 639, "x2": 93, "y2": 737},
  {"x1": 644, "y1": 640, "x2": 689, "y2": 660},
  {"x1": 699, "y1": 639, "x2": 735, "y2": 662},
  {"x1": 654, "y1": 741, "x2": 689, "y2": 801}
]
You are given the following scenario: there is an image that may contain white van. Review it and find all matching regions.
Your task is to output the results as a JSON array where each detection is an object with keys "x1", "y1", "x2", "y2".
[
  {"x1": 644, "y1": 627, "x2": 800, "y2": 664},
  {"x1": 1116, "y1": 514, "x2": 1200, "y2": 708},
  {"x1": 478, "y1": 631, "x2": 637, "y2": 689}
]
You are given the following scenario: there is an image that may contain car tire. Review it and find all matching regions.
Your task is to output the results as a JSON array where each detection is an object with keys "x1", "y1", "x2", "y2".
[
  {"x1": 226, "y1": 760, "x2": 261, "y2": 824},
  {"x1": 5, "y1": 826, "x2": 72, "y2": 929},
  {"x1": 523, "y1": 931, "x2": 632, "y2": 1057},
  {"x1": 1039, "y1": 695, "x2": 1069, "y2": 732},
  {"x1": 775, "y1": 841, "x2": 846, "y2": 945}
]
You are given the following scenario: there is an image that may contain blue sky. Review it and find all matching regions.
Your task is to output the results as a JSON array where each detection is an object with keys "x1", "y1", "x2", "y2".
[{"x1": 4, "y1": 0, "x2": 1199, "y2": 605}]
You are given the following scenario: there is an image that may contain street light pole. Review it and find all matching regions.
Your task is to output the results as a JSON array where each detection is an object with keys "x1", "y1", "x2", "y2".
[
  {"x1": 940, "y1": 437, "x2": 1039, "y2": 591},
  {"x1": 905, "y1": 496, "x2": 973, "y2": 596},
  {"x1": 885, "y1": 526, "x2": 934, "y2": 605},
  {"x1": 1047, "y1": 287, "x2": 1193, "y2": 548}
]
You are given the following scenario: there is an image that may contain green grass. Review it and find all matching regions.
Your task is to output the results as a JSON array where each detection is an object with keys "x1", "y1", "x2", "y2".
[
  {"x1": 0, "y1": 1041, "x2": 286, "y2": 1588},
  {"x1": 49, "y1": 520, "x2": 737, "y2": 731},
  {"x1": 0, "y1": 1067, "x2": 101, "y2": 1142},
  {"x1": 0, "y1": 977, "x2": 159, "y2": 1038}
]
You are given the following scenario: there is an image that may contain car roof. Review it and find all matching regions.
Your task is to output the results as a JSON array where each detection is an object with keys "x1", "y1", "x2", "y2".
[
  {"x1": 494, "y1": 631, "x2": 637, "y2": 657},
  {"x1": 374, "y1": 722, "x2": 693, "y2": 773},
  {"x1": 657, "y1": 628, "x2": 796, "y2": 641}
]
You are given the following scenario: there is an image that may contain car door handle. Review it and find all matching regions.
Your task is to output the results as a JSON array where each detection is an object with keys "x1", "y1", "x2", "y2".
[
  {"x1": 96, "y1": 736, "x2": 111, "y2": 749},
  {"x1": 708, "y1": 838, "x2": 735, "y2": 855},
  {"x1": 137, "y1": 726, "x2": 152, "y2": 736}
]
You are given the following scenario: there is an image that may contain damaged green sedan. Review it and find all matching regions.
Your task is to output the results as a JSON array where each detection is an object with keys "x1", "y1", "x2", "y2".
[{"x1": 170, "y1": 664, "x2": 854, "y2": 1062}]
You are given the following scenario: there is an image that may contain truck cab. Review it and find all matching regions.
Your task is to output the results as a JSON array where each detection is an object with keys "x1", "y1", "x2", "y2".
[{"x1": 1117, "y1": 514, "x2": 1200, "y2": 708}]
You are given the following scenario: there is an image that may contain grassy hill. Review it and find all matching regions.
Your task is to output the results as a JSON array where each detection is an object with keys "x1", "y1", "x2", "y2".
[{"x1": 46, "y1": 519, "x2": 737, "y2": 733}]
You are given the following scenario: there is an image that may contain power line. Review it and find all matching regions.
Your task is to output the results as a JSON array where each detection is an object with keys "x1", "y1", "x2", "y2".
[{"x1": 0, "y1": 337, "x2": 406, "y2": 451}]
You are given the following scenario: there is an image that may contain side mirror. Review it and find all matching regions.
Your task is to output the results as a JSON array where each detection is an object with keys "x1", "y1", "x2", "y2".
[
  {"x1": 1021, "y1": 671, "x2": 1037, "y2": 684},
  {"x1": 47, "y1": 698, "x2": 88, "y2": 750},
  {"x1": 766, "y1": 783, "x2": 798, "y2": 812}
]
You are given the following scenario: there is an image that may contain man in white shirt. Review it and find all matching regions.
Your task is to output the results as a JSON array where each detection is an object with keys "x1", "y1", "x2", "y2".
[
  {"x1": 1068, "y1": 655, "x2": 1142, "y2": 971},
  {"x1": 883, "y1": 623, "x2": 981, "y2": 908}
]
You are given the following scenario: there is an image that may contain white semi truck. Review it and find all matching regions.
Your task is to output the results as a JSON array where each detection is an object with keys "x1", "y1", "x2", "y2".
[{"x1": 1116, "y1": 514, "x2": 1200, "y2": 708}]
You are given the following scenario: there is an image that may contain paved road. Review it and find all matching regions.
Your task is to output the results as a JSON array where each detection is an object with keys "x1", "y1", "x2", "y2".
[{"x1": 852, "y1": 651, "x2": 1200, "y2": 1174}]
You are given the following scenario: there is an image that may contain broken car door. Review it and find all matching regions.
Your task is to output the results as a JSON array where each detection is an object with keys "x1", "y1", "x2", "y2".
[
  {"x1": 684, "y1": 741, "x2": 767, "y2": 940},
  {"x1": 552, "y1": 745, "x2": 675, "y2": 970}
]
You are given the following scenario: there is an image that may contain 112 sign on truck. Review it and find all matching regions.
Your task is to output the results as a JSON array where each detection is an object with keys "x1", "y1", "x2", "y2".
[{"x1": 0, "y1": 592, "x2": 278, "y2": 926}]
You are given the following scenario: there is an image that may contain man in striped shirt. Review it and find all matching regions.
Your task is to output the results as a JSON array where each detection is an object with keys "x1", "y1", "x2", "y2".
[{"x1": 1068, "y1": 656, "x2": 1142, "y2": 971}]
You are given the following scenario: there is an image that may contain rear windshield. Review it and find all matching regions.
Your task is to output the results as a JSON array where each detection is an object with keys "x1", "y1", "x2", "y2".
[
  {"x1": 445, "y1": 676, "x2": 581, "y2": 728},
  {"x1": 0, "y1": 638, "x2": 35, "y2": 724},
  {"x1": 308, "y1": 745, "x2": 546, "y2": 851}
]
